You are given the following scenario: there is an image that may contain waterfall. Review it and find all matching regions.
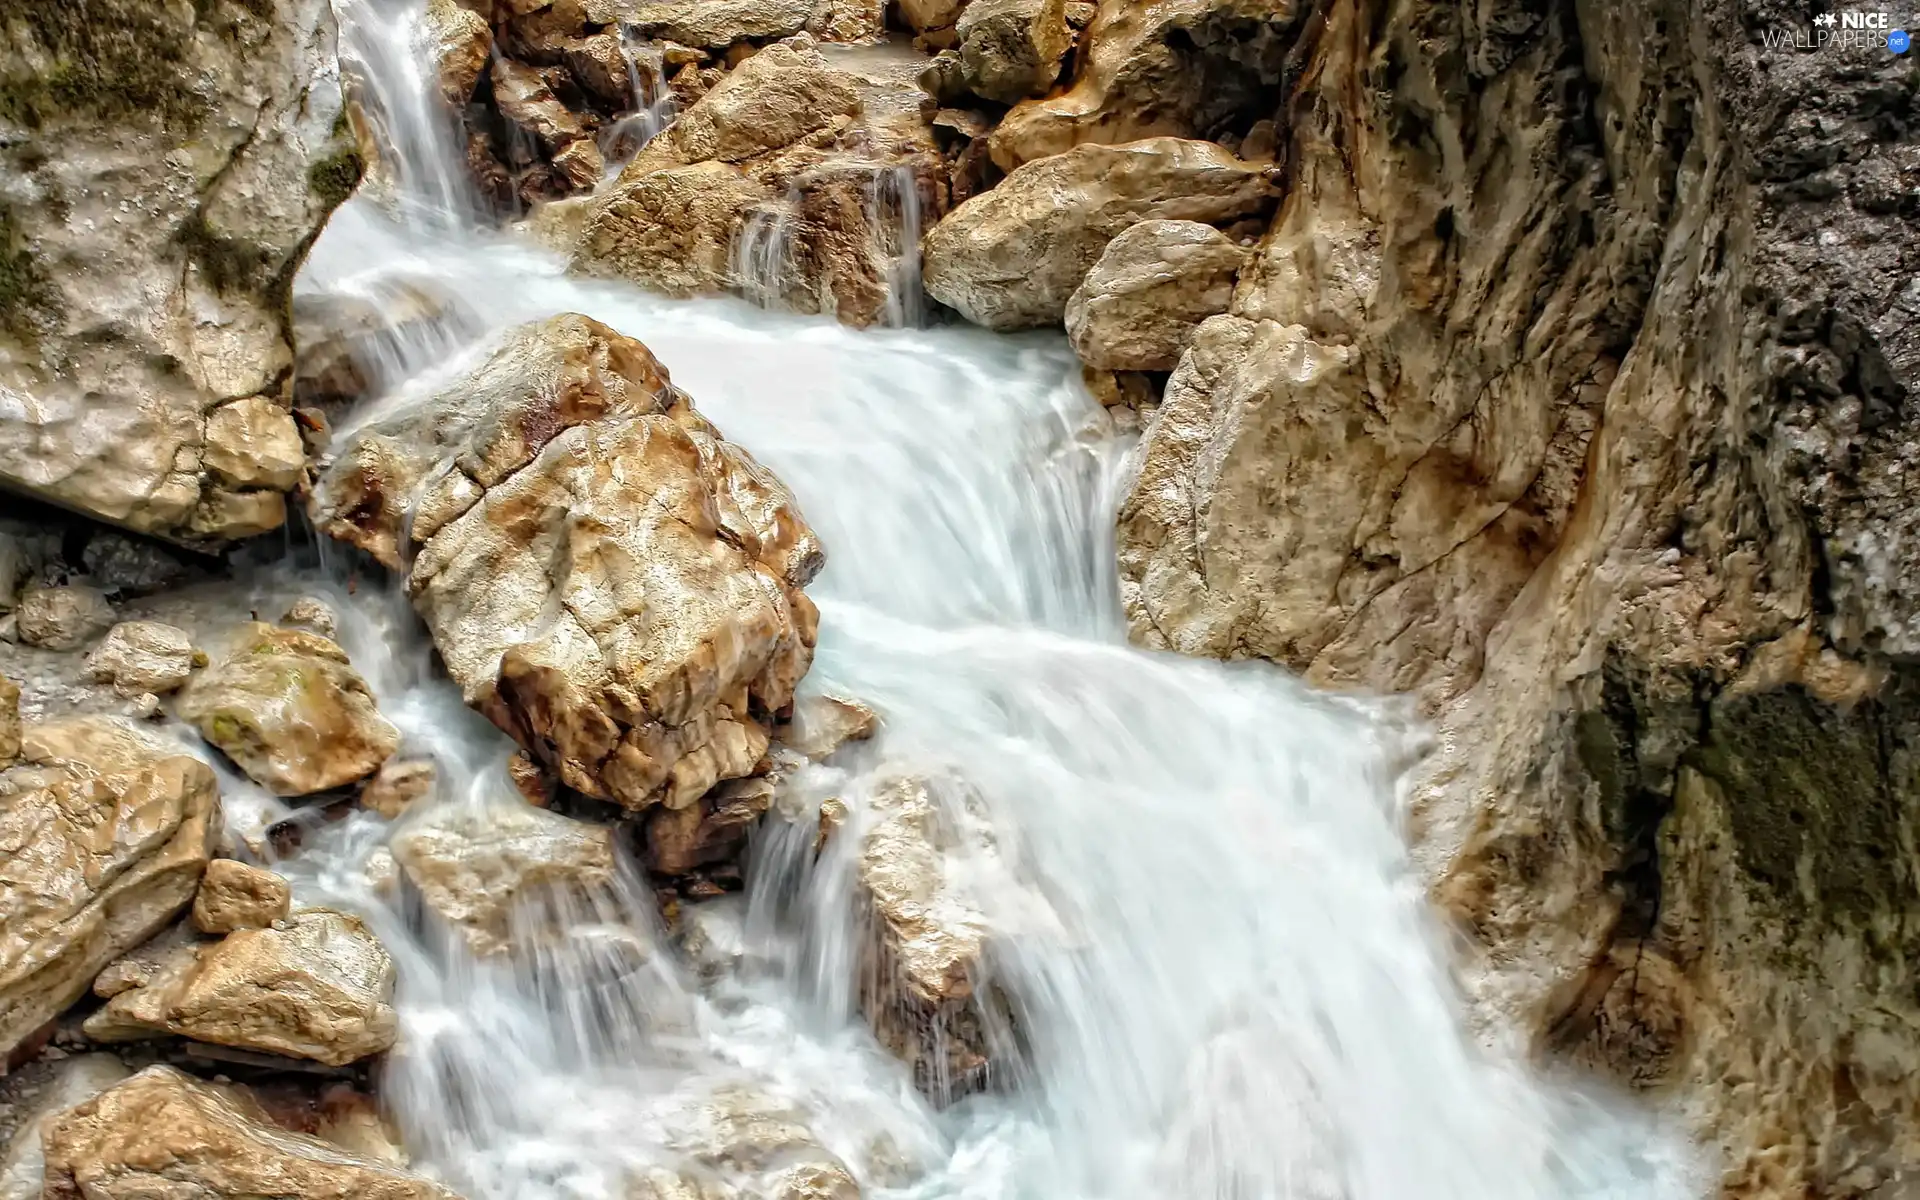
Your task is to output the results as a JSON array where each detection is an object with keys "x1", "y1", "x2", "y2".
[
  {"x1": 282, "y1": 2, "x2": 1710, "y2": 1197},
  {"x1": 871, "y1": 165, "x2": 926, "y2": 330},
  {"x1": 732, "y1": 198, "x2": 801, "y2": 313}
]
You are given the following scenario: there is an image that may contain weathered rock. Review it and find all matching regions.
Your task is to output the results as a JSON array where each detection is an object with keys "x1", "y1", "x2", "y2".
[
  {"x1": 311, "y1": 315, "x2": 822, "y2": 812},
  {"x1": 192, "y1": 859, "x2": 293, "y2": 934},
  {"x1": 505, "y1": 749, "x2": 555, "y2": 806},
  {"x1": 281, "y1": 597, "x2": 340, "y2": 639},
  {"x1": 83, "y1": 908, "x2": 397, "y2": 1066},
  {"x1": 42, "y1": 1066, "x2": 461, "y2": 1199},
  {"x1": 989, "y1": 0, "x2": 1305, "y2": 169},
  {"x1": 492, "y1": 55, "x2": 590, "y2": 151},
  {"x1": 293, "y1": 285, "x2": 473, "y2": 413},
  {"x1": 0, "y1": 0, "x2": 358, "y2": 547},
  {"x1": 779, "y1": 695, "x2": 878, "y2": 761},
  {"x1": 954, "y1": 0, "x2": 1069, "y2": 104},
  {"x1": 14, "y1": 584, "x2": 114, "y2": 651},
  {"x1": 633, "y1": 0, "x2": 815, "y2": 47},
  {"x1": 391, "y1": 803, "x2": 618, "y2": 957},
  {"x1": 1064, "y1": 219, "x2": 1246, "y2": 371},
  {"x1": 0, "y1": 676, "x2": 18, "y2": 765},
  {"x1": 921, "y1": 138, "x2": 1275, "y2": 330},
  {"x1": 425, "y1": 0, "x2": 493, "y2": 106},
  {"x1": 84, "y1": 621, "x2": 198, "y2": 697},
  {"x1": 662, "y1": 1086, "x2": 862, "y2": 1196},
  {"x1": 0, "y1": 1053, "x2": 132, "y2": 1200},
  {"x1": 360, "y1": 758, "x2": 438, "y2": 819},
  {"x1": 0, "y1": 717, "x2": 217, "y2": 1058},
  {"x1": 806, "y1": 0, "x2": 885, "y2": 42},
  {"x1": 578, "y1": 161, "x2": 774, "y2": 297},
  {"x1": 897, "y1": 0, "x2": 969, "y2": 34},
  {"x1": 80, "y1": 533, "x2": 194, "y2": 599},
  {"x1": 178, "y1": 622, "x2": 400, "y2": 797},
  {"x1": 645, "y1": 777, "x2": 772, "y2": 875}
]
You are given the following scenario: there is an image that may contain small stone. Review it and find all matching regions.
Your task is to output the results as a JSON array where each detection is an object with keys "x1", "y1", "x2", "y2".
[
  {"x1": 360, "y1": 758, "x2": 437, "y2": 818},
  {"x1": 15, "y1": 583, "x2": 115, "y2": 651},
  {"x1": 281, "y1": 596, "x2": 339, "y2": 639},
  {"x1": 84, "y1": 621, "x2": 197, "y2": 696},
  {"x1": 192, "y1": 859, "x2": 294, "y2": 934}
]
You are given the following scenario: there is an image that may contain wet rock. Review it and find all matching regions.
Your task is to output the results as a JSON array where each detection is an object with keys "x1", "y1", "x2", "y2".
[
  {"x1": 311, "y1": 315, "x2": 822, "y2": 812},
  {"x1": 0, "y1": 717, "x2": 217, "y2": 1058},
  {"x1": 506, "y1": 750, "x2": 555, "y2": 807},
  {"x1": 42, "y1": 1066, "x2": 460, "y2": 1199},
  {"x1": 178, "y1": 622, "x2": 400, "y2": 797},
  {"x1": 1064, "y1": 219, "x2": 1247, "y2": 371},
  {"x1": 292, "y1": 284, "x2": 474, "y2": 413},
  {"x1": 391, "y1": 803, "x2": 618, "y2": 956},
  {"x1": 656, "y1": 37, "x2": 863, "y2": 164},
  {"x1": 192, "y1": 859, "x2": 294, "y2": 934},
  {"x1": 0, "y1": 1053, "x2": 132, "y2": 1200},
  {"x1": 0, "y1": 0, "x2": 358, "y2": 547},
  {"x1": 989, "y1": 0, "x2": 1305, "y2": 169},
  {"x1": 955, "y1": 0, "x2": 1069, "y2": 103},
  {"x1": 633, "y1": 0, "x2": 815, "y2": 47},
  {"x1": 84, "y1": 621, "x2": 199, "y2": 697},
  {"x1": 492, "y1": 56, "x2": 590, "y2": 151},
  {"x1": 0, "y1": 677, "x2": 18, "y2": 765},
  {"x1": 578, "y1": 162, "x2": 771, "y2": 296},
  {"x1": 645, "y1": 777, "x2": 773, "y2": 875},
  {"x1": 662, "y1": 1086, "x2": 864, "y2": 1197},
  {"x1": 897, "y1": 0, "x2": 970, "y2": 34},
  {"x1": 83, "y1": 909, "x2": 398, "y2": 1066},
  {"x1": 425, "y1": 0, "x2": 493, "y2": 106},
  {"x1": 780, "y1": 695, "x2": 879, "y2": 761},
  {"x1": 921, "y1": 138, "x2": 1276, "y2": 330},
  {"x1": 281, "y1": 597, "x2": 340, "y2": 640},
  {"x1": 360, "y1": 758, "x2": 438, "y2": 819},
  {"x1": 14, "y1": 584, "x2": 114, "y2": 652}
]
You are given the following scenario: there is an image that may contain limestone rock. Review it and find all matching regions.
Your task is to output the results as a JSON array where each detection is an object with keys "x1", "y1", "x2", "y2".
[
  {"x1": 578, "y1": 161, "x2": 775, "y2": 298},
  {"x1": 281, "y1": 596, "x2": 341, "y2": 639},
  {"x1": 83, "y1": 909, "x2": 397, "y2": 1066},
  {"x1": 779, "y1": 695, "x2": 878, "y2": 761},
  {"x1": 1064, "y1": 219, "x2": 1247, "y2": 371},
  {"x1": 0, "y1": 1053, "x2": 131, "y2": 1200},
  {"x1": 178, "y1": 622, "x2": 400, "y2": 797},
  {"x1": 633, "y1": 0, "x2": 815, "y2": 47},
  {"x1": 990, "y1": 0, "x2": 1305, "y2": 169},
  {"x1": 42, "y1": 1066, "x2": 461, "y2": 1199},
  {"x1": 360, "y1": 758, "x2": 438, "y2": 819},
  {"x1": 0, "y1": 0, "x2": 358, "y2": 547},
  {"x1": 84, "y1": 621, "x2": 198, "y2": 697},
  {"x1": 425, "y1": 0, "x2": 493, "y2": 106},
  {"x1": 955, "y1": 0, "x2": 1069, "y2": 104},
  {"x1": 644, "y1": 777, "x2": 772, "y2": 875},
  {"x1": 661, "y1": 1086, "x2": 863, "y2": 1199},
  {"x1": 292, "y1": 281, "x2": 476, "y2": 412},
  {"x1": 0, "y1": 717, "x2": 217, "y2": 1058},
  {"x1": 192, "y1": 859, "x2": 293, "y2": 934},
  {"x1": 392, "y1": 803, "x2": 618, "y2": 956},
  {"x1": 921, "y1": 138, "x2": 1276, "y2": 330},
  {"x1": 310, "y1": 315, "x2": 822, "y2": 812},
  {"x1": 14, "y1": 584, "x2": 114, "y2": 651}
]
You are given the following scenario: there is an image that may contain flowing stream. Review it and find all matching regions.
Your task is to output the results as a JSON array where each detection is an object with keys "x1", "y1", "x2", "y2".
[{"x1": 263, "y1": 3, "x2": 1708, "y2": 1197}]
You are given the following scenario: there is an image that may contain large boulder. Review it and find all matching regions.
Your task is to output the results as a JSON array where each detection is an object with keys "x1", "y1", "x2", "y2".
[
  {"x1": 192, "y1": 859, "x2": 293, "y2": 934},
  {"x1": 632, "y1": 0, "x2": 815, "y2": 47},
  {"x1": 0, "y1": 717, "x2": 217, "y2": 1058},
  {"x1": 42, "y1": 1065, "x2": 461, "y2": 1200},
  {"x1": 311, "y1": 314, "x2": 823, "y2": 813},
  {"x1": 1064, "y1": 219, "x2": 1247, "y2": 371},
  {"x1": 0, "y1": 0, "x2": 358, "y2": 547},
  {"x1": 83, "y1": 908, "x2": 398, "y2": 1066},
  {"x1": 84, "y1": 621, "x2": 199, "y2": 698},
  {"x1": 177, "y1": 622, "x2": 400, "y2": 797},
  {"x1": 954, "y1": 0, "x2": 1070, "y2": 104},
  {"x1": 921, "y1": 138, "x2": 1275, "y2": 330}
]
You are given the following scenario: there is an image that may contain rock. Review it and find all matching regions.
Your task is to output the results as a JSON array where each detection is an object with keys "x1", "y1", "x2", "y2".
[
  {"x1": 0, "y1": 0, "x2": 358, "y2": 547},
  {"x1": 1064, "y1": 219, "x2": 1247, "y2": 371},
  {"x1": 577, "y1": 162, "x2": 772, "y2": 297},
  {"x1": 391, "y1": 803, "x2": 618, "y2": 956},
  {"x1": 310, "y1": 315, "x2": 823, "y2": 811},
  {"x1": 192, "y1": 859, "x2": 293, "y2": 934},
  {"x1": 14, "y1": 584, "x2": 114, "y2": 651},
  {"x1": 955, "y1": 0, "x2": 1069, "y2": 103},
  {"x1": 80, "y1": 533, "x2": 193, "y2": 598},
  {"x1": 491, "y1": 56, "x2": 589, "y2": 151},
  {"x1": 644, "y1": 777, "x2": 773, "y2": 874},
  {"x1": 505, "y1": 750, "x2": 554, "y2": 806},
  {"x1": 42, "y1": 1066, "x2": 460, "y2": 1199},
  {"x1": 293, "y1": 285, "x2": 473, "y2": 413},
  {"x1": 989, "y1": 0, "x2": 1305, "y2": 169},
  {"x1": 281, "y1": 597, "x2": 340, "y2": 639},
  {"x1": 0, "y1": 676, "x2": 18, "y2": 765},
  {"x1": 632, "y1": 0, "x2": 815, "y2": 48},
  {"x1": 425, "y1": 0, "x2": 493, "y2": 106},
  {"x1": 780, "y1": 695, "x2": 878, "y2": 760},
  {"x1": 0, "y1": 1053, "x2": 132, "y2": 1200},
  {"x1": 807, "y1": 0, "x2": 885, "y2": 41},
  {"x1": 0, "y1": 717, "x2": 217, "y2": 1058},
  {"x1": 662, "y1": 1086, "x2": 863, "y2": 1192},
  {"x1": 921, "y1": 138, "x2": 1276, "y2": 330},
  {"x1": 84, "y1": 621, "x2": 198, "y2": 697},
  {"x1": 652, "y1": 37, "x2": 863, "y2": 164},
  {"x1": 897, "y1": 0, "x2": 969, "y2": 34},
  {"x1": 83, "y1": 909, "x2": 397, "y2": 1066},
  {"x1": 177, "y1": 622, "x2": 400, "y2": 797},
  {"x1": 359, "y1": 758, "x2": 438, "y2": 819}
]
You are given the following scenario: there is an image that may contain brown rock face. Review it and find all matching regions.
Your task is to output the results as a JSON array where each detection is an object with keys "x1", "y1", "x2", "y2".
[
  {"x1": 0, "y1": 717, "x2": 216, "y2": 1058},
  {"x1": 192, "y1": 859, "x2": 294, "y2": 934},
  {"x1": 311, "y1": 314, "x2": 823, "y2": 812},
  {"x1": 42, "y1": 1065, "x2": 460, "y2": 1200},
  {"x1": 1106, "y1": 0, "x2": 1920, "y2": 1191},
  {"x1": 178, "y1": 623, "x2": 400, "y2": 797},
  {"x1": 1064, "y1": 219, "x2": 1247, "y2": 371},
  {"x1": 0, "y1": 0, "x2": 358, "y2": 547},
  {"x1": 921, "y1": 138, "x2": 1276, "y2": 331},
  {"x1": 425, "y1": 0, "x2": 492, "y2": 106},
  {"x1": 953, "y1": 0, "x2": 1070, "y2": 104}
]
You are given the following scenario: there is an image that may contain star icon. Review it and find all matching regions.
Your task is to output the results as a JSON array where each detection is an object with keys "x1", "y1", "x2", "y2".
[{"x1": 1814, "y1": 11, "x2": 1838, "y2": 25}]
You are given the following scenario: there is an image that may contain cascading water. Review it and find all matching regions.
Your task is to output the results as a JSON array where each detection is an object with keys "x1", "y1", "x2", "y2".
[{"x1": 281, "y1": 2, "x2": 1710, "y2": 1196}]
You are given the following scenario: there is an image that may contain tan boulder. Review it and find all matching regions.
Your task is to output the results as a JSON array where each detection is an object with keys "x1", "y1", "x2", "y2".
[
  {"x1": 425, "y1": 0, "x2": 493, "y2": 106},
  {"x1": 42, "y1": 1065, "x2": 461, "y2": 1199},
  {"x1": 0, "y1": 676, "x2": 18, "y2": 764},
  {"x1": 0, "y1": 0, "x2": 358, "y2": 548},
  {"x1": 921, "y1": 138, "x2": 1276, "y2": 330},
  {"x1": 658, "y1": 1085, "x2": 863, "y2": 1199},
  {"x1": 0, "y1": 1053, "x2": 132, "y2": 1200},
  {"x1": 83, "y1": 908, "x2": 397, "y2": 1066},
  {"x1": 989, "y1": 0, "x2": 1304, "y2": 169},
  {"x1": 897, "y1": 0, "x2": 970, "y2": 34},
  {"x1": 577, "y1": 161, "x2": 775, "y2": 297},
  {"x1": 0, "y1": 717, "x2": 217, "y2": 1057},
  {"x1": 310, "y1": 315, "x2": 823, "y2": 812},
  {"x1": 807, "y1": 0, "x2": 886, "y2": 41},
  {"x1": 955, "y1": 0, "x2": 1069, "y2": 103},
  {"x1": 177, "y1": 622, "x2": 400, "y2": 797},
  {"x1": 292, "y1": 283, "x2": 475, "y2": 413},
  {"x1": 664, "y1": 38, "x2": 862, "y2": 163},
  {"x1": 15, "y1": 583, "x2": 114, "y2": 651},
  {"x1": 360, "y1": 758, "x2": 439, "y2": 818},
  {"x1": 633, "y1": 0, "x2": 815, "y2": 47},
  {"x1": 1064, "y1": 219, "x2": 1247, "y2": 371},
  {"x1": 192, "y1": 859, "x2": 293, "y2": 934},
  {"x1": 391, "y1": 803, "x2": 618, "y2": 956},
  {"x1": 84, "y1": 621, "x2": 199, "y2": 697}
]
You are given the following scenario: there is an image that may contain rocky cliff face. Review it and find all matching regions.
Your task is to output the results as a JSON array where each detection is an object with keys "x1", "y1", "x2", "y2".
[{"x1": 0, "y1": 0, "x2": 359, "y2": 547}]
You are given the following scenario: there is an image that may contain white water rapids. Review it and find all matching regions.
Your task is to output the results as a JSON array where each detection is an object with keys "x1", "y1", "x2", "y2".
[{"x1": 254, "y1": 2, "x2": 1708, "y2": 1196}]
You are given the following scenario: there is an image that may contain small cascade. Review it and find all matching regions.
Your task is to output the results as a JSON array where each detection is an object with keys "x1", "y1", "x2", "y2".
[
  {"x1": 869, "y1": 164, "x2": 927, "y2": 329},
  {"x1": 334, "y1": 0, "x2": 481, "y2": 229},
  {"x1": 732, "y1": 198, "x2": 801, "y2": 311},
  {"x1": 601, "y1": 27, "x2": 678, "y2": 167}
]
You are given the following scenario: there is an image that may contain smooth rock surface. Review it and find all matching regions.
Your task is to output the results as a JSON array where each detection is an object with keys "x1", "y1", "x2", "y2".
[
  {"x1": 84, "y1": 621, "x2": 198, "y2": 697},
  {"x1": 1064, "y1": 219, "x2": 1247, "y2": 371},
  {"x1": 192, "y1": 859, "x2": 293, "y2": 934}
]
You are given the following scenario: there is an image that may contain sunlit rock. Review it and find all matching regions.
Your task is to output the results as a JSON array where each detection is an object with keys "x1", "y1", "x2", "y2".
[
  {"x1": 424, "y1": 0, "x2": 492, "y2": 106},
  {"x1": 178, "y1": 623, "x2": 400, "y2": 797},
  {"x1": 42, "y1": 1066, "x2": 461, "y2": 1199},
  {"x1": 921, "y1": 138, "x2": 1275, "y2": 331},
  {"x1": 192, "y1": 859, "x2": 294, "y2": 934},
  {"x1": 83, "y1": 909, "x2": 397, "y2": 1066},
  {"x1": 1064, "y1": 219, "x2": 1247, "y2": 372},
  {"x1": 0, "y1": 0, "x2": 357, "y2": 547},
  {"x1": 311, "y1": 314, "x2": 823, "y2": 812},
  {"x1": 84, "y1": 621, "x2": 199, "y2": 697},
  {"x1": 0, "y1": 676, "x2": 17, "y2": 764},
  {"x1": 954, "y1": 0, "x2": 1069, "y2": 104}
]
